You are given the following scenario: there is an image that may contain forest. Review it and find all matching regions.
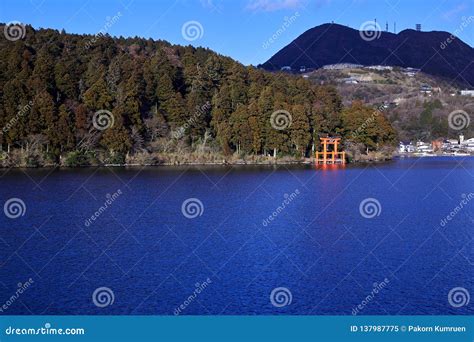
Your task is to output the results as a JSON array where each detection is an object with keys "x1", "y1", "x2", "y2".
[{"x1": 0, "y1": 25, "x2": 397, "y2": 167}]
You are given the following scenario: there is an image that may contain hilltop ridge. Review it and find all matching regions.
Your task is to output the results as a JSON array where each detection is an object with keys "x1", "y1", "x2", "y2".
[{"x1": 260, "y1": 23, "x2": 474, "y2": 86}]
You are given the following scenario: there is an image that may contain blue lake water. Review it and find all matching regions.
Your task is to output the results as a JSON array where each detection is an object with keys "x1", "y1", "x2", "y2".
[{"x1": 0, "y1": 157, "x2": 472, "y2": 315}]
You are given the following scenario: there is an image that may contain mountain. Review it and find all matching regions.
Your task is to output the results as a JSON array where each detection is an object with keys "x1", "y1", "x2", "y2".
[{"x1": 260, "y1": 23, "x2": 474, "y2": 86}]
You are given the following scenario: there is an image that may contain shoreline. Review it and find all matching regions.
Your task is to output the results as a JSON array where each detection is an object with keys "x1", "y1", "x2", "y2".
[
  {"x1": 3, "y1": 153, "x2": 472, "y2": 170},
  {"x1": 0, "y1": 157, "x2": 398, "y2": 169},
  {"x1": 0, "y1": 159, "x2": 313, "y2": 169}
]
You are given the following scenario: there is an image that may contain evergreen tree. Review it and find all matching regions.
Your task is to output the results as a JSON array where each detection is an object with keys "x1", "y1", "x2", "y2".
[{"x1": 290, "y1": 104, "x2": 311, "y2": 156}]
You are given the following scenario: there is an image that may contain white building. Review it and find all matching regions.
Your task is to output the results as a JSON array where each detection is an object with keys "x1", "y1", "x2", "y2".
[
  {"x1": 420, "y1": 85, "x2": 432, "y2": 94},
  {"x1": 342, "y1": 77, "x2": 359, "y2": 84},
  {"x1": 461, "y1": 137, "x2": 474, "y2": 151},
  {"x1": 322, "y1": 63, "x2": 363, "y2": 70},
  {"x1": 416, "y1": 141, "x2": 433, "y2": 152},
  {"x1": 460, "y1": 90, "x2": 474, "y2": 97},
  {"x1": 366, "y1": 65, "x2": 393, "y2": 71},
  {"x1": 399, "y1": 141, "x2": 415, "y2": 153}
]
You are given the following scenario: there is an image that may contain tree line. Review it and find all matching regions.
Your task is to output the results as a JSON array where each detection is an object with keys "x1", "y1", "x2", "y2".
[{"x1": 0, "y1": 25, "x2": 397, "y2": 166}]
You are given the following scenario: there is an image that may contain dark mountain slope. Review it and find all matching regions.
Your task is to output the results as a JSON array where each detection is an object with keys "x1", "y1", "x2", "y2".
[{"x1": 261, "y1": 23, "x2": 474, "y2": 86}]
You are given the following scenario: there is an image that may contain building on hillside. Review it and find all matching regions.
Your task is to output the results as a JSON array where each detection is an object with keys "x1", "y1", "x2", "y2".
[
  {"x1": 341, "y1": 74, "x2": 373, "y2": 84},
  {"x1": 399, "y1": 141, "x2": 415, "y2": 153},
  {"x1": 366, "y1": 65, "x2": 393, "y2": 71},
  {"x1": 420, "y1": 84, "x2": 432, "y2": 94},
  {"x1": 403, "y1": 67, "x2": 420, "y2": 77},
  {"x1": 460, "y1": 90, "x2": 474, "y2": 97},
  {"x1": 416, "y1": 141, "x2": 433, "y2": 152},
  {"x1": 381, "y1": 101, "x2": 397, "y2": 110},
  {"x1": 342, "y1": 77, "x2": 359, "y2": 84},
  {"x1": 393, "y1": 97, "x2": 405, "y2": 106},
  {"x1": 399, "y1": 135, "x2": 473, "y2": 154},
  {"x1": 280, "y1": 66, "x2": 292, "y2": 71},
  {"x1": 462, "y1": 137, "x2": 474, "y2": 151},
  {"x1": 443, "y1": 139, "x2": 457, "y2": 150},
  {"x1": 322, "y1": 63, "x2": 363, "y2": 70}
]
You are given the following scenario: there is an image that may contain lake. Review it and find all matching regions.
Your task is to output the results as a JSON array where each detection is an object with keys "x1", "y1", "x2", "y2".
[{"x1": 0, "y1": 157, "x2": 472, "y2": 315}]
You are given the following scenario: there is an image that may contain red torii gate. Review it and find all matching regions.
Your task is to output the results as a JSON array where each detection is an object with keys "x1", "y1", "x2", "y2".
[{"x1": 315, "y1": 137, "x2": 346, "y2": 165}]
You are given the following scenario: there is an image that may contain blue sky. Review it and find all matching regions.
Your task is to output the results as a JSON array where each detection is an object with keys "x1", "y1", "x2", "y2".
[{"x1": 1, "y1": 0, "x2": 473, "y2": 65}]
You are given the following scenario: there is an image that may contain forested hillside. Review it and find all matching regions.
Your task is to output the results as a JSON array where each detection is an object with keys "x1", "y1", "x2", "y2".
[{"x1": 0, "y1": 24, "x2": 397, "y2": 167}]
